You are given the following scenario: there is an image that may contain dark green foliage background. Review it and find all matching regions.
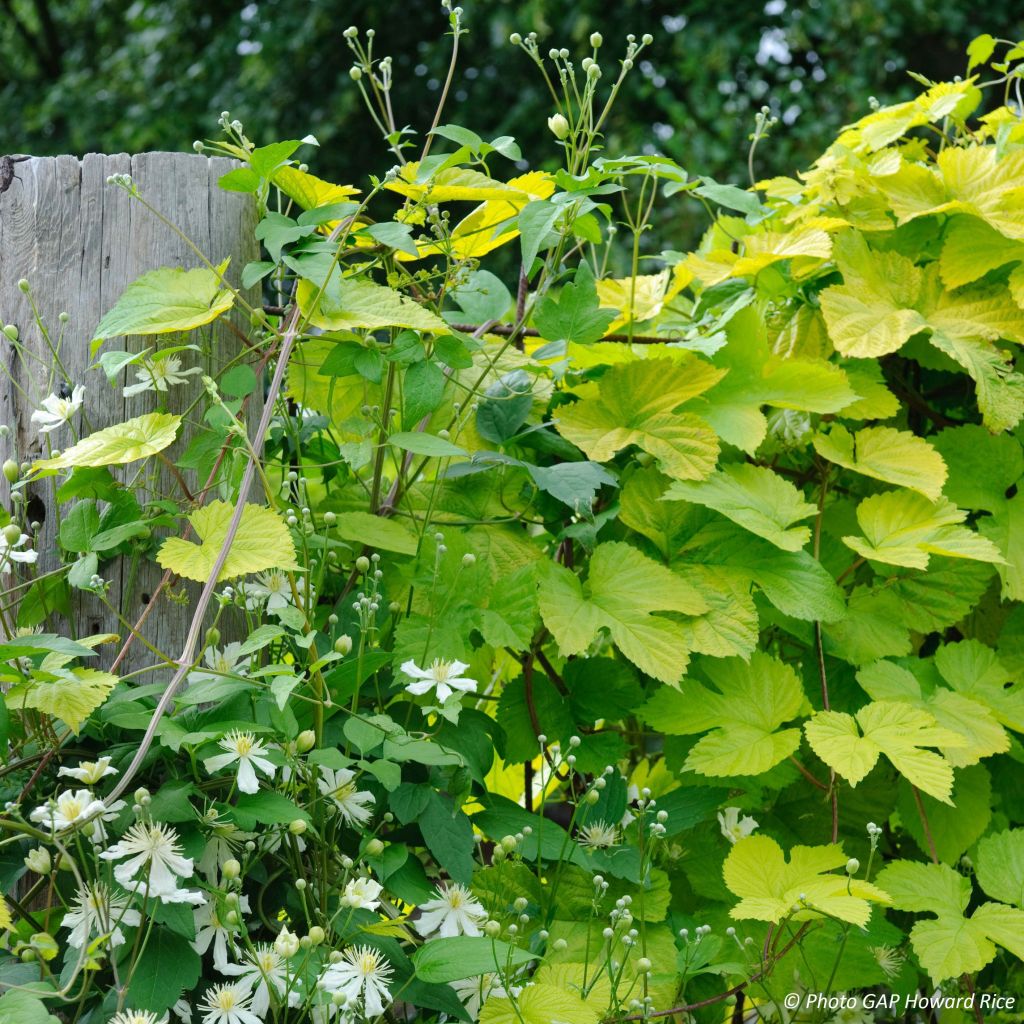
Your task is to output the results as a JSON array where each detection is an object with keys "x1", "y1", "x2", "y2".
[{"x1": 4, "y1": 0, "x2": 1022, "y2": 245}]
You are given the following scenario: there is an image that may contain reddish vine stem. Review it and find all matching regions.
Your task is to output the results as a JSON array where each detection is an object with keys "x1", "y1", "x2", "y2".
[
  {"x1": 911, "y1": 786, "x2": 939, "y2": 864},
  {"x1": 789, "y1": 755, "x2": 828, "y2": 791},
  {"x1": 813, "y1": 466, "x2": 840, "y2": 843},
  {"x1": 512, "y1": 266, "x2": 529, "y2": 351},
  {"x1": 447, "y1": 321, "x2": 678, "y2": 345},
  {"x1": 535, "y1": 647, "x2": 569, "y2": 698}
]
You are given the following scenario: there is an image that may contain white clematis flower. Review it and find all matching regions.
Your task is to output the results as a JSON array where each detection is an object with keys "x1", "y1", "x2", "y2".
[
  {"x1": 29, "y1": 789, "x2": 122, "y2": 841},
  {"x1": 317, "y1": 767, "x2": 374, "y2": 827},
  {"x1": 123, "y1": 355, "x2": 202, "y2": 397},
  {"x1": 414, "y1": 882, "x2": 488, "y2": 938},
  {"x1": 718, "y1": 806, "x2": 759, "y2": 845},
  {"x1": 204, "y1": 730, "x2": 276, "y2": 795},
  {"x1": 62, "y1": 882, "x2": 142, "y2": 949},
  {"x1": 222, "y1": 944, "x2": 289, "y2": 1016},
  {"x1": 319, "y1": 945, "x2": 394, "y2": 1018},
  {"x1": 198, "y1": 982, "x2": 263, "y2": 1024},
  {"x1": 100, "y1": 822, "x2": 205, "y2": 904},
  {"x1": 31, "y1": 385, "x2": 84, "y2": 434},
  {"x1": 400, "y1": 658, "x2": 477, "y2": 702},
  {"x1": 342, "y1": 876, "x2": 383, "y2": 910},
  {"x1": 58, "y1": 756, "x2": 118, "y2": 784},
  {"x1": 0, "y1": 528, "x2": 38, "y2": 565}
]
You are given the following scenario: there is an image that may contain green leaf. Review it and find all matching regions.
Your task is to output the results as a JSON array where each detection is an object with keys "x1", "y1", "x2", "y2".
[
  {"x1": 928, "y1": 331, "x2": 1024, "y2": 434},
  {"x1": 932, "y1": 424, "x2": 1023, "y2": 512},
  {"x1": 933, "y1": 639, "x2": 1024, "y2": 732},
  {"x1": 976, "y1": 829, "x2": 1024, "y2": 907},
  {"x1": 404, "y1": 360, "x2": 446, "y2": 427},
  {"x1": 641, "y1": 651, "x2": 806, "y2": 776},
  {"x1": 33, "y1": 413, "x2": 181, "y2": 472},
  {"x1": 843, "y1": 491, "x2": 1004, "y2": 570},
  {"x1": 682, "y1": 520, "x2": 846, "y2": 623},
  {"x1": 813, "y1": 424, "x2": 947, "y2": 499},
  {"x1": 939, "y1": 215, "x2": 1024, "y2": 289},
  {"x1": 476, "y1": 371, "x2": 533, "y2": 443},
  {"x1": 230, "y1": 791, "x2": 311, "y2": 830},
  {"x1": 967, "y1": 33, "x2": 997, "y2": 72},
  {"x1": 449, "y1": 269, "x2": 512, "y2": 324},
  {"x1": 526, "y1": 461, "x2": 616, "y2": 510},
  {"x1": 534, "y1": 263, "x2": 616, "y2": 345},
  {"x1": 518, "y1": 199, "x2": 561, "y2": 271},
  {"x1": 666, "y1": 463, "x2": 817, "y2": 552},
  {"x1": 331, "y1": 511, "x2": 419, "y2": 555},
  {"x1": 413, "y1": 936, "x2": 536, "y2": 983},
  {"x1": 876, "y1": 860, "x2": 1024, "y2": 982},
  {"x1": 979, "y1": 492, "x2": 1024, "y2": 600},
  {"x1": 0, "y1": 992, "x2": 59, "y2": 1024},
  {"x1": 558, "y1": 359, "x2": 723, "y2": 480},
  {"x1": 0, "y1": 634, "x2": 95, "y2": 660},
  {"x1": 365, "y1": 220, "x2": 420, "y2": 257},
  {"x1": 388, "y1": 431, "x2": 467, "y2": 458},
  {"x1": 419, "y1": 791, "x2": 475, "y2": 885},
  {"x1": 298, "y1": 275, "x2": 448, "y2": 333},
  {"x1": 236, "y1": 625, "x2": 286, "y2": 656},
  {"x1": 93, "y1": 262, "x2": 235, "y2": 340},
  {"x1": 537, "y1": 542, "x2": 706, "y2": 685},
  {"x1": 677, "y1": 565, "x2": 758, "y2": 659},
  {"x1": 693, "y1": 177, "x2": 762, "y2": 215},
  {"x1": 804, "y1": 700, "x2": 964, "y2": 804},
  {"x1": 724, "y1": 835, "x2": 891, "y2": 927},
  {"x1": 897, "y1": 766, "x2": 992, "y2": 862},
  {"x1": 157, "y1": 501, "x2": 299, "y2": 582},
  {"x1": 123, "y1": 928, "x2": 201, "y2": 1013},
  {"x1": 869, "y1": 560, "x2": 993, "y2": 634}
]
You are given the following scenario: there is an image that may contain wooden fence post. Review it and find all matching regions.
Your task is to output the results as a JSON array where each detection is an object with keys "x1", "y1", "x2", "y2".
[{"x1": 0, "y1": 152, "x2": 259, "y2": 677}]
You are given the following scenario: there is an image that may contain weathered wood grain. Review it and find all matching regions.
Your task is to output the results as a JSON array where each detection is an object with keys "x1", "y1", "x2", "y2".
[{"x1": 0, "y1": 153, "x2": 259, "y2": 678}]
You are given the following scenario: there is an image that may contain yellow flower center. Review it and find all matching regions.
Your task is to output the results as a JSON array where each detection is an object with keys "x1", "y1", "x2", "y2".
[
  {"x1": 215, "y1": 989, "x2": 237, "y2": 1010},
  {"x1": 62, "y1": 797, "x2": 84, "y2": 819},
  {"x1": 233, "y1": 734, "x2": 255, "y2": 756}
]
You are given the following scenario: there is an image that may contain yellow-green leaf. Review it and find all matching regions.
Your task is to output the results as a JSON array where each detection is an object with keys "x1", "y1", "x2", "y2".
[
  {"x1": 480, "y1": 982, "x2": 598, "y2": 1024},
  {"x1": 93, "y1": 262, "x2": 234, "y2": 341},
  {"x1": 157, "y1": 501, "x2": 300, "y2": 582},
  {"x1": 271, "y1": 166, "x2": 360, "y2": 209},
  {"x1": 857, "y1": 660, "x2": 1008, "y2": 767},
  {"x1": 33, "y1": 413, "x2": 181, "y2": 472},
  {"x1": 388, "y1": 163, "x2": 525, "y2": 203},
  {"x1": 813, "y1": 424, "x2": 947, "y2": 499},
  {"x1": 641, "y1": 651, "x2": 806, "y2": 776},
  {"x1": 297, "y1": 276, "x2": 448, "y2": 334},
  {"x1": 7, "y1": 668, "x2": 117, "y2": 734},
  {"x1": 804, "y1": 700, "x2": 965, "y2": 803},
  {"x1": 666, "y1": 463, "x2": 816, "y2": 552},
  {"x1": 555, "y1": 359, "x2": 723, "y2": 480},
  {"x1": 876, "y1": 860, "x2": 1024, "y2": 983},
  {"x1": 537, "y1": 542, "x2": 706, "y2": 686},
  {"x1": 843, "y1": 491, "x2": 1004, "y2": 570},
  {"x1": 724, "y1": 835, "x2": 891, "y2": 927},
  {"x1": 939, "y1": 216, "x2": 1024, "y2": 290}
]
